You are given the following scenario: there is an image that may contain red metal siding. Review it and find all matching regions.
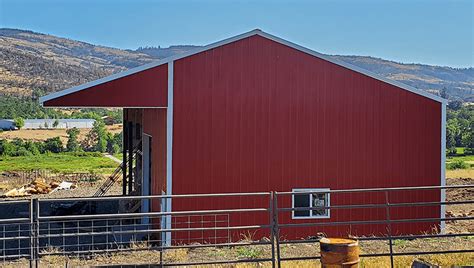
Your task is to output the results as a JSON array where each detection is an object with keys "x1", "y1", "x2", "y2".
[
  {"x1": 44, "y1": 64, "x2": 168, "y2": 107},
  {"x1": 171, "y1": 35, "x2": 441, "y2": 240},
  {"x1": 143, "y1": 108, "x2": 168, "y2": 198}
]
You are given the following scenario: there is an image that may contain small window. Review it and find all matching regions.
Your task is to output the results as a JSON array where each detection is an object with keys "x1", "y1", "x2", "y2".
[{"x1": 292, "y1": 189, "x2": 330, "y2": 219}]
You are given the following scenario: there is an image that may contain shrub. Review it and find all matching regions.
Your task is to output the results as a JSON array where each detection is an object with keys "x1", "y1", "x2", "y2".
[
  {"x1": 16, "y1": 147, "x2": 32, "y2": 157},
  {"x1": 0, "y1": 140, "x2": 15, "y2": 156},
  {"x1": 25, "y1": 141, "x2": 40, "y2": 155},
  {"x1": 65, "y1": 151, "x2": 102, "y2": 157},
  {"x1": 447, "y1": 160, "x2": 468, "y2": 170},
  {"x1": 447, "y1": 147, "x2": 457, "y2": 156},
  {"x1": 44, "y1": 137, "x2": 63, "y2": 153},
  {"x1": 465, "y1": 148, "x2": 474, "y2": 155},
  {"x1": 236, "y1": 247, "x2": 263, "y2": 259}
]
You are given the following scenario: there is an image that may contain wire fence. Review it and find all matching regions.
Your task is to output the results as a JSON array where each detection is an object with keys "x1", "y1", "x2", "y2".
[
  {"x1": 0, "y1": 170, "x2": 104, "y2": 186},
  {"x1": 0, "y1": 184, "x2": 472, "y2": 267}
]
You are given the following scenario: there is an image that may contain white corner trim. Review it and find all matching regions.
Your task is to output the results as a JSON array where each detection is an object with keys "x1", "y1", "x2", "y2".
[
  {"x1": 39, "y1": 29, "x2": 445, "y2": 106},
  {"x1": 440, "y1": 102, "x2": 446, "y2": 233},
  {"x1": 291, "y1": 188, "x2": 331, "y2": 220},
  {"x1": 165, "y1": 61, "x2": 174, "y2": 246}
]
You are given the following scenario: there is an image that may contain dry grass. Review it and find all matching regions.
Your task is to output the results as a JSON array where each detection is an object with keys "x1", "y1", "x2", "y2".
[
  {"x1": 0, "y1": 124, "x2": 122, "y2": 144},
  {"x1": 2, "y1": 252, "x2": 472, "y2": 267},
  {"x1": 447, "y1": 168, "x2": 474, "y2": 179}
]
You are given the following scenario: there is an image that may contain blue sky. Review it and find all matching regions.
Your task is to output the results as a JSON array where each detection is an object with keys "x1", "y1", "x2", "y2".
[{"x1": 1, "y1": 0, "x2": 473, "y2": 67}]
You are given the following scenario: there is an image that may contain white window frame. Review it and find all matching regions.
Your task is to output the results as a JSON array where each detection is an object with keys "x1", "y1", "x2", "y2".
[{"x1": 292, "y1": 188, "x2": 330, "y2": 219}]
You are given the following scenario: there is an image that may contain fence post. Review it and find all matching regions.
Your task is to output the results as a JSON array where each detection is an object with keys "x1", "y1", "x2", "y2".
[
  {"x1": 29, "y1": 198, "x2": 34, "y2": 268},
  {"x1": 273, "y1": 192, "x2": 281, "y2": 268},
  {"x1": 29, "y1": 198, "x2": 40, "y2": 268},
  {"x1": 269, "y1": 192, "x2": 276, "y2": 268},
  {"x1": 384, "y1": 191, "x2": 394, "y2": 268}
]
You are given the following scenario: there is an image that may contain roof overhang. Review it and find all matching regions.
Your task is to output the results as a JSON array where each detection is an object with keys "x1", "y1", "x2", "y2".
[{"x1": 40, "y1": 29, "x2": 446, "y2": 107}]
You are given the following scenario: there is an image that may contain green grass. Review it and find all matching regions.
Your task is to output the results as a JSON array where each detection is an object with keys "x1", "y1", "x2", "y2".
[
  {"x1": 0, "y1": 153, "x2": 119, "y2": 174},
  {"x1": 446, "y1": 147, "x2": 474, "y2": 170},
  {"x1": 456, "y1": 147, "x2": 466, "y2": 155},
  {"x1": 447, "y1": 154, "x2": 474, "y2": 163}
]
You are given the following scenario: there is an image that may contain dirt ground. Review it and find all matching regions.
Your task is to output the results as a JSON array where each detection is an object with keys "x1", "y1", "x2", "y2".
[
  {"x1": 0, "y1": 124, "x2": 122, "y2": 144},
  {"x1": 445, "y1": 177, "x2": 474, "y2": 234}
]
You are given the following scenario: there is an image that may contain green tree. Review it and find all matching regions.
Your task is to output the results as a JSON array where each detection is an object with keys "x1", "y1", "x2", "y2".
[
  {"x1": 106, "y1": 132, "x2": 122, "y2": 154},
  {"x1": 463, "y1": 121, "x2": 474, "y2": 155},
  {"x1": 66, "y1": 127, "x2": 81, "y2": 152},
  {"x1": 440, "y1": 88, "x2": 448, "y2": 99},
  {"x1": 446, "y1": 120, "x2": 458, "y2": 155},
  {"x1": 13, "y1": 117, "x2": 25, "y2": 129},
  {"x1": 448, "y1": 100, "x2": 463, "y2": 111},
  {"x1": 52, "y1": 119, "x2": 59, "y2": 128},
  {"x1": 83, "y1": 120, "x2": 107, "y2": 152}
]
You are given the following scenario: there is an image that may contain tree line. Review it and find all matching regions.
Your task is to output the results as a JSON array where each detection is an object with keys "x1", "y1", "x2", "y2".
[
  {"x1": 446, "y1": 101, "x2": 474, "y2": 155},
  {"x1": 0, "y1": 121, "x2": 122, "y2": 157},
  {"x1": 0, "y1": 96, "x2": 122, "y2": 124}
]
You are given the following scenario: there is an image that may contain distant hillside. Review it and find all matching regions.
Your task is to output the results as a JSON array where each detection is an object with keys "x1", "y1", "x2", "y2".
[
  {"x1": 135, "y1": 45, "x2": 201, "y2": 59},
  {"x1": 0, "y1": 28, "x2": 154, "y2": 97},
  {"x1": 0, "y1": 28, "x2": 472, "y2": 101},
  {"x1": 331, "y1": 55, "x2": 474, "y2": 101}
]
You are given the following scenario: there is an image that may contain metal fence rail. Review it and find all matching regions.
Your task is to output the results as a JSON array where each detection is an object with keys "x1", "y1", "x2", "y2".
[{"x1": 0, "y1": 185, "x2": 472, "y2": 267}]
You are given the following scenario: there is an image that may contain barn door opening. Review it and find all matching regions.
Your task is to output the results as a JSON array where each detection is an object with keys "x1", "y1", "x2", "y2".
[{"x1": 141, "y1": 134, "x2": 152, "y2": 225}]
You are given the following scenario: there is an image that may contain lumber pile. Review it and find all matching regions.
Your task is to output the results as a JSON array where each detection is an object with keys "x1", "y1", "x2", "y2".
[
  {"x1": 3, "y1": 187, "x2": 30, "y2": 197},
  {"x1": 2, "y1": 179, "x2": 75, "y2": 197}
]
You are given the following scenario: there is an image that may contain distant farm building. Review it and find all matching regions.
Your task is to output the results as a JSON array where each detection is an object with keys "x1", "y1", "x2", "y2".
[
  {"x1": 40, "y1": 30, "x2": 446, "y2": 242},
  {"x1": 0, "y1": 119, "x2": 15, "y2": 130},
  {"x1": 23, "y1": 119, "x2": 95, "y2": 129},
  {"x1": 0, "y1": 119, "x2": 95, "y2": 130}
]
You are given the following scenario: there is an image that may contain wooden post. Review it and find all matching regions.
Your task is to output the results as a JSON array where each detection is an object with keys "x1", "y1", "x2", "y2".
[{"x1": 128, "y1": 121, "x2": 134, "y2": 194}]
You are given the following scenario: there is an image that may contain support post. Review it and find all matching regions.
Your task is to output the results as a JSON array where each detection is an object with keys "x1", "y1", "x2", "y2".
[
  {"x1": 122, "y1": 118, "x2": 128, "y2": 196},
  {"x1": 128, "y1": 121, "x2": 134, "y2": 194},
  {"x1": 29, "y1": 198, "x2": 34, "y2": 268},
  {"x1": 135, "y1": 123, "x2": 142, "y2": 194},
  {"x1": 273, "y1": 192, "x2": 281, "y2": 268},
  {"x1": 269, "y1": 192, "x2": 276, "y2": 268},
  {"x1": 384, "y1": 191, "x2": 394, "y2": 268},
  {"x1": 32, "y1": 198, "x2": 39, "y2": 268}
]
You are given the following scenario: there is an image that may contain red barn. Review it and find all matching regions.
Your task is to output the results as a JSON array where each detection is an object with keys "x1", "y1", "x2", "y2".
[{"x1": 40, "y1": 29, "x2": 446, "y2": 243}]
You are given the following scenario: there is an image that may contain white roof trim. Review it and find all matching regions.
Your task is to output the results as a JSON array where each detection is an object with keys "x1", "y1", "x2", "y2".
[{"x1": 40, "y1": 29, "x2": 446, "y2": 105}]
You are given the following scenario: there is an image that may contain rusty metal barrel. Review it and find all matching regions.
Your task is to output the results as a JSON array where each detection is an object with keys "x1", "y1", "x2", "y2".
[{"x1": 320, "y1": 238, "x2": 360, "y2": 267}]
